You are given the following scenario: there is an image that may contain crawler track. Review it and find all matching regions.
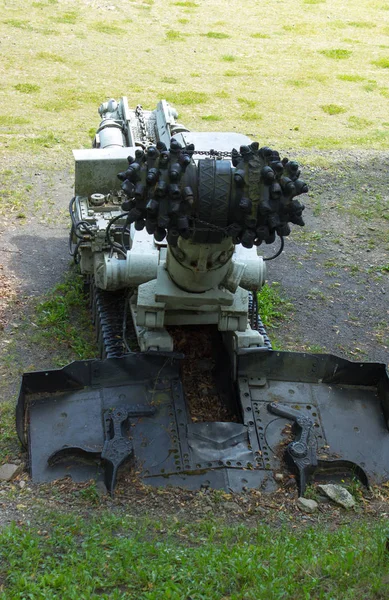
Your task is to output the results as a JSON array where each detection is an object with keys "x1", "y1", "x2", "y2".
[{"x1": 89, "y1": 280, "x2": 271, "y2": 359}]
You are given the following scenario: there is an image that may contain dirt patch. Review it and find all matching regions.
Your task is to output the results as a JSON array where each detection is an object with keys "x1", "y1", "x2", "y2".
[
  {"x1": 170, "y1": 325, "x2": 237, "y2": 422},
  {"x1": 0, "y1": 268, "x2": 18, "y2": 331},
  {"x1": 267, "y1": 149, "x2": 389, "y2": 364},
  {"x1": 1, "y1": 471, "x2": 389, "y2": 532}
]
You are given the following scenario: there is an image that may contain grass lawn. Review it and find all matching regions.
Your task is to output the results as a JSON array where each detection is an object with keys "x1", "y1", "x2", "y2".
[
  {"x1": 0, "y1": 0, "x2": 388, "y2": 174},
  {"x1": 0, "y1": 511, "x2": 388, "y2": 599}
]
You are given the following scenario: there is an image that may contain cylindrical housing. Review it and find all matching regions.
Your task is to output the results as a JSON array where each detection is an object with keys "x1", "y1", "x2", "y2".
[
  {"x1": 96, "y1": 251, "x2": 159, "y2": 290},
  {"x1": 98, "y1": 120, "x2": 125, "y2": 148},
  {"x1": 166, "y1": 237, "x2": 234, "y2": 293}
]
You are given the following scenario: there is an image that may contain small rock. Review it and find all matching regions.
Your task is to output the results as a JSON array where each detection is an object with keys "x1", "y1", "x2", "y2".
[
  {"x1": 222, "y1": 501, "x2": 237, "y2": 512},
  {"x1": 203, "y1": 505, "x2": 213, "y2": 513},
  {"x1": 318, "y1": 484, "x2": 356, "y2": 509},
  {"x1": 95, "y1": 480, "x2": 108, "y2": 498},
  {"x1": 19, "y1": 480, "x2": 26, "y2": 489},
  {"x1": 297, "y1": 497, "x2": 318, "y2": 513},
  {"x1": 0, "y1": 464, "x2": 22, "y2": 482},
  {"x1": 316, "y1": 494, "x2": 331, "y2": 504},
  {"x1": 274, "y1": 473, "x2": 284, "y2": 482}
]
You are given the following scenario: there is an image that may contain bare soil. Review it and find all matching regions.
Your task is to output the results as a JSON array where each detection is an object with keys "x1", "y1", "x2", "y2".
[{"x1": 0, "y1": 149, "x2": 388, "y2": 525}]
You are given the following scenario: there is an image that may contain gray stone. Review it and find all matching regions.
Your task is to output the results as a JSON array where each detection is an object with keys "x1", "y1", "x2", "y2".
[
  {"x1": 19, "y1": 480, "x2": 26, "y2": 489},
  {"x1": 297, "y1": 497, "x2": 318, "y2": 513},
  {"x1": 95, "y1": 480, "x2": 108, "y2": 498},
  {"x1": 0, "y1": 464, "x2": 21, "y2": 482},
  {"x1": 274, "y1": 473, "x2": 284, "y2": 482},
  {"x1": 222, "y1": 501, "x2": 237, "y2": 512},
  {"x1": 317, "y1": 494, "x2": 331, "y2": 504},
  {"x1": 317, "y1": 484, "x2": 356, "y2": 509}
]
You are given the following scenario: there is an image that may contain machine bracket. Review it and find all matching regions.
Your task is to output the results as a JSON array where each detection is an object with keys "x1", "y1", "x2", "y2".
[
  {"x1": 268, "y1": 402, "x2": 317, "y2": 494},
  {"x1": 102, "y1": 404, "x2": 156, "y2": 494}
]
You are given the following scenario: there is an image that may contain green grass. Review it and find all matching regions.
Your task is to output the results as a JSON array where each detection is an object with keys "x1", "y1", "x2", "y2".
[
  {"x1": 0, "y1": 115, "x2": 30, "y2": 126},
  {"x1": 257, "y1": 282, "x2": 292, "y2": 329},
  {"x1": 1, "y1": 0, "x2": 389, "y2": 154},
  {"x1": 320, "y1": 49, "x2": 352, "y2": 59},
  {"x1": 165, "y1": 91, "x2": 209, "y2": 105},
  {"x1": 348, "y1": 115, "x2": 373, "y2": 128},
  {"x1": 349, "y1": 20, "x2": 376, "y2": 27},
  {"x1": 173, "y1": 1, "x2": 199, "y2": 6},
  {"x1": 34, "y1": 270, "x2": 97, "y2": 361},
  {"x1": 161, "y1": 76, "x2": 179, "y2": 84},
  {"x1": 0, "y1": 169, "x2": 25, "y2": 213},
  {"x1": 0, "y1": 512, "x2": 387, "y2": 599},
  {"x1": 203, "y1": 31, "x2": 231, "y2": 39},
  {"x1": 36, "y1": 51, "x2": 66, "y2": 63},
  {"x1": 201, "y1": 114, "x2": 221, "y2": 121},
  {"x1": 250, "y1": 32, "x2": 270, "y2": 38},
  {"x1": 51, "y1": 11, "x2": 79, "y2": 24},
  {"x1": 337, "y1": 73, "x2": 365, "y2": 82},
  {"x1": 166, "y1": 29, "x2": 183, "y2": 40},
  {"x1": 321, "y1": 104, "x2": 347, "y2": 115},
  {"x1": 241, "y1": 111, "x2": 261, "y2": 121},
  {"x1": 90, "y1": 22, "x2": 125, "y2": 35},
  {"x1": 23, "y1": 132, "x2": 62, "y2": 149},
  {"x1": 372, "y1": 57, "x2": 389, "y2": 68},
  {"x1": 237, "y1": 97, "x2": 257, "y2": 108},
  {"x1": 4, "y1": 18, "x2": 33, "y2": 30},
  {"x1": 287, "y1": 79, "x2": 309, "y2": 87},
  {"x1": 14, "y1": 83, "x2": 40, "y2": 94},
  {"x1": 0, "y1": 401, "x2": 20, "y2": 463}
]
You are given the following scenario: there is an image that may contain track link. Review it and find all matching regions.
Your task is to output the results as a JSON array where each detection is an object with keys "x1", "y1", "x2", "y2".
[
  {"x1": 249, "y1": 291, "x2": 272, "y2": 349},
  {"x1": 90, "y1": 279, "x2": 128, "y2": 359}
]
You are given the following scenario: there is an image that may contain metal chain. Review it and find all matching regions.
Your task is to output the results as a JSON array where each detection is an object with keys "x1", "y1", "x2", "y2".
[
  {"x1": 135, "y1": 105, "x2": 151, "y2": 146},
  {"x1": 194, "y1": 150, "x2": 232, "y2": 158},
  {"x1": 134, "y1": 108, "x2": 232, "y2": 159}
]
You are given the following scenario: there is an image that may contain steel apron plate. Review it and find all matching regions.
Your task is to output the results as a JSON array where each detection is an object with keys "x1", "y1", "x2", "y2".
[{"x1": 17, "y1": 351, "x2": 389, "y2": 494}]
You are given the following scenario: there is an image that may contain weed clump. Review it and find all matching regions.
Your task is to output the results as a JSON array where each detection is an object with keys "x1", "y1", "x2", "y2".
[
  {"x1": 320, "y1": 49, "x2": 352, "y2": 59},
  {"x1": 14, "y1": 83, "x2": 40, "y2": 94},
  {"x1": 257, "y1": 283, "x2": 292, "y2": 329},
  {"x1": 174, "y1": 1, "x2": 199, "y2": 6},
  {"x1": 337, "y1": 74, "x2": 365, "y2": 82},
  {"x1": 321, "y1": 104, "x2": 347, "y2": 115},
  {"x1": 36, "y1": 271, "x2": 96, "y2": 360},
  {"x1": 372, "y1": 57, "x2": 389, "y2": 68},
  {"x1": 348, "y1": 116, "x2": 373, "y2": 129},
  {"x1": 90, "y1": 22, "x2": 125, "y2": 35},
  {"x1": 36, "y1": 51, "x2": 66, "y2": 63},
  {"x1": 201, "y1": 115, "x2": 221, "y2": 121},
  {"x1": 203, "y1": 32, "x2": 231, "y2": 39},
  {"x1": 166, "y1": 29, "x2": 183, "y2": 40},
  {"x1": 166, "y1": 91, "x2": 208, "y2": 105},
  {"x1": 52, "y1": 11, "x2": 79, "y2": 24}
]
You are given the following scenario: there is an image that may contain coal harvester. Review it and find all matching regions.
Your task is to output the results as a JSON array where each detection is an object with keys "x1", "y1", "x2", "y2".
[{"x1": 17, "y1": 99, "x2": 389, "y2": 495}]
